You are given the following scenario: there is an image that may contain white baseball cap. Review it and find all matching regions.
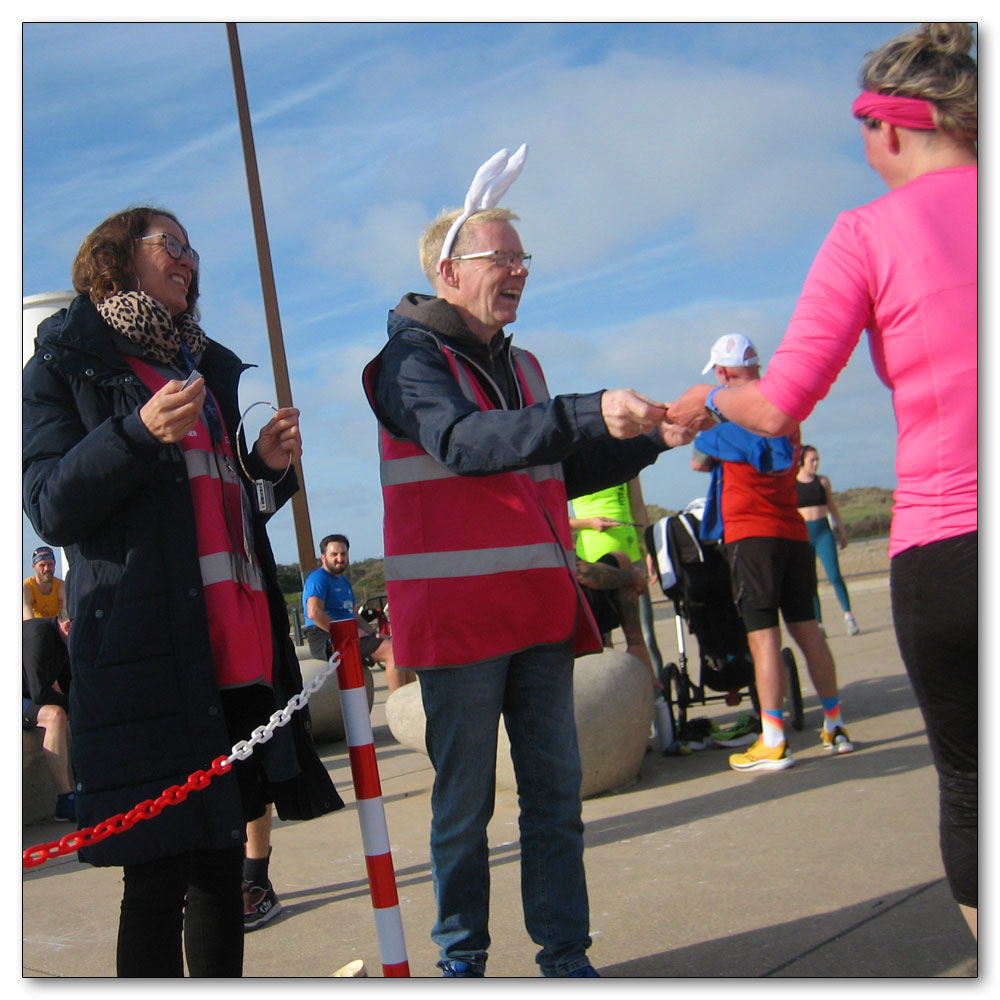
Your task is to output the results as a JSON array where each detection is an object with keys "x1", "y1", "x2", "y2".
[{"x1": 701, "y1": 333, "x2": 760, "y2": 374}]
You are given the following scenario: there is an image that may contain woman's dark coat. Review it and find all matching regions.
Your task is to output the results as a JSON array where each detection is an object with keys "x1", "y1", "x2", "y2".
[{"x1": 22, "y1": 295, "x2": 342, "y2": 866}]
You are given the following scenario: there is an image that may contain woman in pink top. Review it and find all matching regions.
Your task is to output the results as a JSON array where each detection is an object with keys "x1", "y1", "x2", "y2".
[{"x1": 669, "y1": 23, "x2": 977, "y2": 939}]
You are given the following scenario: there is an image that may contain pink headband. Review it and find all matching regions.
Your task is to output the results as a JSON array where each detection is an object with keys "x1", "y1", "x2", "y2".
[{"x1": 852, "y1": 91, "x2": 937, "y2": 130}]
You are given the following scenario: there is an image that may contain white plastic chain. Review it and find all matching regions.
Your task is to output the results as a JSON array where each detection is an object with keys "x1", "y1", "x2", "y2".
[{"x1": 225, "y1": 649, "x2": 340, "y2": 764}]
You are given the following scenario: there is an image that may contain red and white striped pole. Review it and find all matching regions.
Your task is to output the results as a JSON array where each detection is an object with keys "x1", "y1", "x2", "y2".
[{"x1": 331, "y1": 619, "x2": 410, "y2": 977}]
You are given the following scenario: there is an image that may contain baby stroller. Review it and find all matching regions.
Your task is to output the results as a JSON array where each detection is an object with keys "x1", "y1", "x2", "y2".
[
  {"x1": 358, "y1": 594, "x2": 390, "y2": 637},
  {"x1": 646, "y1": 501, "x2": 804, "y2": 735},
  {"x1": 358, "y1": 594, "x2": 391, "y2": 668}
]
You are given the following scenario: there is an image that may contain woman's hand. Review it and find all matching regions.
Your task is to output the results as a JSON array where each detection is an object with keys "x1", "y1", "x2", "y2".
[
  {"x1": 139, "y1": 377, "x2": 206, "y2": 443},
  {"x1": 255, "y1": 406, "x2": 302, "y2": 471},
  {"x1": 838, "y1": 524, "x2": 849, "y2": 550},
  {"x1": 665, "y1": 384, "x2": 716, "y2": 431}
]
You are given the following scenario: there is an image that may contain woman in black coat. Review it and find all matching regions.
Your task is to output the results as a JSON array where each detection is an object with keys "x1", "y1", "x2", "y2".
[{"x1": 22, "y1": 206, "x2": 343, "y2": 976}]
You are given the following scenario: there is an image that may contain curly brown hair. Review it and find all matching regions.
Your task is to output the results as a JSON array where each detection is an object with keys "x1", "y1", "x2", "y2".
[{"x1": 71, "y1": 206, "x2": 200, "y2": 318}]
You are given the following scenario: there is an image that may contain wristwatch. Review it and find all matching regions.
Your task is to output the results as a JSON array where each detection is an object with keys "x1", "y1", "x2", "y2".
[{"x1": 705, "y1": 385, "x2": 729, "y2": 423}]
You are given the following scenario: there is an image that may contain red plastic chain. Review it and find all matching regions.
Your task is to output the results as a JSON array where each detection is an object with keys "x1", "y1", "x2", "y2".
[{"x1": 22, "y1": 755, "x2": 232, "y2": 870}]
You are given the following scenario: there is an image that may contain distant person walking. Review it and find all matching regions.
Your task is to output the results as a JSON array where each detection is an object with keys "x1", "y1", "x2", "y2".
[{"x1": 796, "y1": 445, "x2": 858, "y2": 636}]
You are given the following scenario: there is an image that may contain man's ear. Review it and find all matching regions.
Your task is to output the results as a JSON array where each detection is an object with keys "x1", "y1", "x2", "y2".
[{"x1": 438, "y1": 258, "x2": 460, "y2": 290}]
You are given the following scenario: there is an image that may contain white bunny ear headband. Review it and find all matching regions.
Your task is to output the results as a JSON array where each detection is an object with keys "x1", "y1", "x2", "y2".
[{"x1": 438, "y1": 144, "x2": 529, "y2": 267}]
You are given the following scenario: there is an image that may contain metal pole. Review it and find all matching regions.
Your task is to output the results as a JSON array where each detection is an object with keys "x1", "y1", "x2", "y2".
[{"x1": 226, "y1": 22, "x2": 316, "y2": 580}]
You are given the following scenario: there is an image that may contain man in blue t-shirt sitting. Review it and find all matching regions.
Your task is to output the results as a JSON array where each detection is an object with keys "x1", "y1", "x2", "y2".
[{"x1": 302, "y1": 533, "x2": 414, "y2": 693}]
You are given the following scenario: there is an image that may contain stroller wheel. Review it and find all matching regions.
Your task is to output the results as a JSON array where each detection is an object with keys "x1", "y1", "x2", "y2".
[
  {"x1": 664, "y1": 662, "x2": 689, "y2": 730},
  {"x1": 782, "y1": 647, "x2": 805, "y2": 731}
]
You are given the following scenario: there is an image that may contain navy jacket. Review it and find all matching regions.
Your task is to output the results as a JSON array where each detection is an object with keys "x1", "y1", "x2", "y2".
[
  {"x1": 366, "y1": 293, "x2": 669, "y2": 494},
  {"x1": 22, "y1": 295, "x2": 341, "y2": 866}
]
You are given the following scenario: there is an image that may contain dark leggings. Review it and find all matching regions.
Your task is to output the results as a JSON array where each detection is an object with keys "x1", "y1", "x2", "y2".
[
  {"x1": 890, "y1": 531, "x2": 977, "y2": 908},
  {"x1": 117, "y1": 845, "x2": 245, "y2": 976},
  {"x1": 116, "y1": 687, "x2": 270, "y2": 976}
]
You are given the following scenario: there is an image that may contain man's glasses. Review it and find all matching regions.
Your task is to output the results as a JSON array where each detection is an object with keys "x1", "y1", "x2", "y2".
[
  {"x1": 449, "y1": 250, "x2": 532, "y2": 272},
  {"x1": 137, "y1": 233, "x2": 200, "y2": 268}
]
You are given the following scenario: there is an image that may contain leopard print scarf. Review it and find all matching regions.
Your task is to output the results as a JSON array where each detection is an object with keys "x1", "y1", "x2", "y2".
[{"x1": 97, "y1": 291, "x2": 208, "y2": 367}]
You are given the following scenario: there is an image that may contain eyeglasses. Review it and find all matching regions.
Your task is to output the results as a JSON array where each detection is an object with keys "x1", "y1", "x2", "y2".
[
  {"x1": 449, "y1": 249, "x2": 532, "y2": 272},
  {"x1": 137, "y1": 232, "x2": 200, "y2": 268}
]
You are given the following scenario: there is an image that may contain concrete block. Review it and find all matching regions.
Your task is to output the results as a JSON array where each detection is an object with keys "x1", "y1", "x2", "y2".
[
  {"x1": 385, "y1": 649, "x2": 654, "y2": 799},
  {"x1": 296, "y1": 645, "x2": 374, "y2": 744},
  {"x1": 22, "y1": 728, "x2": 59, "y2": 826}
]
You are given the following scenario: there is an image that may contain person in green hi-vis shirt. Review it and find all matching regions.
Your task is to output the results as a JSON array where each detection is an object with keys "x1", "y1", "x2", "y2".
[{"x1": 569, "y1": 476, "x2": 663, "y2": 681}]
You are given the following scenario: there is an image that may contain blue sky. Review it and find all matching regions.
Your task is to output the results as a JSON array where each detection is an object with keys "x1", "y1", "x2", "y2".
[{"x1": 20, "y1": 19, "x2": 941, "y2": 573}]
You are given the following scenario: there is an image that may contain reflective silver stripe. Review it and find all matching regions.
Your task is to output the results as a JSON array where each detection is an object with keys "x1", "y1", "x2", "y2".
[
  {"x1": 381, "y1": 449, "x2": 564, "y2": 488},
  {"x1": 185, "y1": 449, "x2": 240, "y2": 485},
  {"x1": 510, "y1": 347, "x2": 548, "y2": 402},
  {"x1": 385, "y1": 542, "x2": 570, "y2": 582},
  {"x1": 200, "y1": 551, "x2": 265, "y2": 591},
  {"x1": 526, "y1": 463, "x2": 563, "y2": 484},
  {"x1": 381, "y1": 453, "x2": 456, "y2": 487}
]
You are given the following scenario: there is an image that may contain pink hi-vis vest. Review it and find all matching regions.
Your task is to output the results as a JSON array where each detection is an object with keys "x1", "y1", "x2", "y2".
[
  {"x1": 126, "y1": 357, "x2": 273, "y2": 688},
  {"x1": 366, "y1": 340, "x2": 601, "y2": 670}
]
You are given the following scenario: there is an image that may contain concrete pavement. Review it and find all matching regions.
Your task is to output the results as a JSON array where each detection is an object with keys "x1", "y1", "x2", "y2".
[{"x1": 21, "y1": 571, "x2": 978, "y2": 978}]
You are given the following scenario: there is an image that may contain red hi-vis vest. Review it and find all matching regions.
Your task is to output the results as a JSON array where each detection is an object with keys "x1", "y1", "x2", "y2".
[
  {"x1": 125, "y1": 357, "x2": 274, "y2": 688},
  {"x1": 365, "y1": 340, "x2": 602, "y2": 670}
]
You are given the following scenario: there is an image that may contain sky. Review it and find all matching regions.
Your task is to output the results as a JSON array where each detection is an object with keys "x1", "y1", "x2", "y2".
[{"x1": 17, "y1": 17, "x2": 967, "y2": 575}]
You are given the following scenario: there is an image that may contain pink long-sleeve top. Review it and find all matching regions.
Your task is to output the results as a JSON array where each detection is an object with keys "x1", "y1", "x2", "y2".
[{"x1": 757, "y1": 165, "x2": 977, "y2": 557}]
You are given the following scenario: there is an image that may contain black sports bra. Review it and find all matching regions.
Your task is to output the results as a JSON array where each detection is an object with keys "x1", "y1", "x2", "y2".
[{"x1": 796, "y1": 476, "x2": 828, "y2": 508}]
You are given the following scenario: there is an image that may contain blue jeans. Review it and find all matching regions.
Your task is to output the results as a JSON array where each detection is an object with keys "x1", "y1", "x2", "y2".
[{"x1": 417, "y1": 641, "x2": 592, "y2": 976}]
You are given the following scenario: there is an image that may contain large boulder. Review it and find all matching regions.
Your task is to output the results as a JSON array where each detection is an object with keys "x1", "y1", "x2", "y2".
[
  {"x1": 22, "y1": 729, "x2": 61, "y2": 826},
  {"x1": 296, "y1": 646, "x2": 375, "y2": 744},
  {"x1": 385, "y1": 648, "x2": 653, "y2": 799}
]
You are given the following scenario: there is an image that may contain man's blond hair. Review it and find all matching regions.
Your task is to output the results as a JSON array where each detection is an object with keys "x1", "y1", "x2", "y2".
[{"x1": 418, "y1": 207, "x2": 520, "y2": 287}]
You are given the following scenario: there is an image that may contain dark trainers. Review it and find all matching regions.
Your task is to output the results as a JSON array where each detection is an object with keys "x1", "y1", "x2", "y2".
[
  {"x1": 54, "y1": 792, "x2": 76, "y2": 823},
  {"x1": 820, "y1": 726, "x2": 855, "y2": 754},
  {"x1": 438, "y1": 960, "x2": 484, "y2": 977},
  {"x1": 566, "y1": 964, "x2": 600, "y2": 977},
  {"x1": 243, "y1": 880, "x2": 282, "y2": 930}
]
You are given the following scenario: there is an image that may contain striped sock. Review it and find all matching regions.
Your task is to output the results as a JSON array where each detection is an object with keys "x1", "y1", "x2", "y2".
[
  {"x1": 821, "y1": 696, "x2": 843, "y2": 734},
  {"x1": 761, "y1": 708, "x2": 785, "y2": 748}
]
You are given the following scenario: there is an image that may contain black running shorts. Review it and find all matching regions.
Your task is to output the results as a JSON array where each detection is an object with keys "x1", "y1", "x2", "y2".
[{"x1": 723, "y1": 536, "x2": 817, "y2": 633}]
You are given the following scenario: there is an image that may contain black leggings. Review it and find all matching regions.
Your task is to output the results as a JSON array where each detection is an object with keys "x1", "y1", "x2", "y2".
[
  {"x1": 116, "y1": 686, "x2": 271, "y2": 976},
  {"x1": 117, "y1": 845, "x2": 245, "y2": 976},
  {"x1": 890, "y1": 531, "x2": 977, "y2": 908}
]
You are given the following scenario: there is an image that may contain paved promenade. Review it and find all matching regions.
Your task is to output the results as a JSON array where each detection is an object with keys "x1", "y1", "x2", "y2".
[{"x1": 21, "y1": 569, "x2": 978, "y2": 979}]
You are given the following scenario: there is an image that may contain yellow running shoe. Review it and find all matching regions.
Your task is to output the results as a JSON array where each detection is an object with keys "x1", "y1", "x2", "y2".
[{"x1": 729, "y1": 738, "x2": 795, "y2": 772}]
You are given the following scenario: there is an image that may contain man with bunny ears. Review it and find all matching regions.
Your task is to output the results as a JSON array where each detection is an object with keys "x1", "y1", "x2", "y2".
[{"x1": 363, "y1": 146, "x2": 692, "y2": 977}]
